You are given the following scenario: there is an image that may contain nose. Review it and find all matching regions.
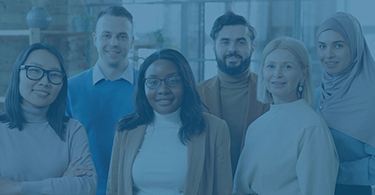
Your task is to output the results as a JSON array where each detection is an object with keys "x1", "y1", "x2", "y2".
[
  {"x1": 325, "y1": 46, "x2": 335, "y2": 59},
  {"x1": 228, "y1": 42, "x2": 238, "y2": 53},
  {"x1": 157, "y1": 81, "x2": 170, "y2": 94},
  {"x1": 38, "y1": 73, "x2": 51, "y2": 86},
  {"x1": 110, "y1": 36, "x2": 119, "y2": 46},
  {"x1": 273, "y1": 67, "x2": 283, "y2": 78}
]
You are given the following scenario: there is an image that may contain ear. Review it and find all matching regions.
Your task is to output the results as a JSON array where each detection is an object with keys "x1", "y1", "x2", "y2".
[
  {"x1": 92, "y1": 32, "x2": 97, "y2": 47},
  {"x1": 251, "y1": 43, "x2": 255, "y2": 53},
  {"x1": 300, "y1": 67, "x2": 308, "y2": 83},
  {"x1": 212, "y1": 41, "x2": 216, "y2": 53},
  {"x1": 130, "y1": 36, "x2": 135, "y2": 50}
]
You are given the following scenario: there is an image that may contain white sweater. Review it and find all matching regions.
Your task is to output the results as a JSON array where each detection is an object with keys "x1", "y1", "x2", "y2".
[{"x1": 233, "y1": 100, "x2": 339, "y2": 195}]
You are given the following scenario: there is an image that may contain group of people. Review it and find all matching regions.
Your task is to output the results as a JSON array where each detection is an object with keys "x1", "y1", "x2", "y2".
[{"x1": 0, "y1": 4, "x2": 374, "y2": 195}]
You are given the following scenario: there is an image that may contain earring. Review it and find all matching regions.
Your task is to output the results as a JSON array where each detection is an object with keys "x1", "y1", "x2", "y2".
[
  {"x1": 297, "y1": 81, "x2": 304, "y2": 98},
  {"x1": 298, "y1": 85, "x2": 303, "y2": 92}
]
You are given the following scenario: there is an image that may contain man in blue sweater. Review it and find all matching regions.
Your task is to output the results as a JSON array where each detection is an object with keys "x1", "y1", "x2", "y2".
[{"x1": 66, "y1": 6, "x2": 137, "y2": 195}]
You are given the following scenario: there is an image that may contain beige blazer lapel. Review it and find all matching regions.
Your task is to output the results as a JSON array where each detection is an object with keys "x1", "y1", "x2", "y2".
[
  {"x1": 202, "y1": 76, "x2": 222, "y2": 117},
  {"x1": 184, "y1": 131, "x2": 206, "y2": 195},
  {"x1": 123, "y1": 125, "x2": 147, "y2": 195}
]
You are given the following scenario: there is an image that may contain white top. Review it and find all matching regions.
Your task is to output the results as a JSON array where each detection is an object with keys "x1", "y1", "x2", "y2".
[
  {"x1": 0, "y1": 105, "x2": 97, "y2": 194},
  {"x1": 233, "y1": 100, "x2": 338, "y2": 195},
  {"x1": 132, "y1": 108, "x2": 187, "y2": 195}
]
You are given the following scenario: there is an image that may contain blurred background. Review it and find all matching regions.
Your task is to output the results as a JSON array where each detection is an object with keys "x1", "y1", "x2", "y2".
[{"x1": 1, "y1": 0, "x2": 375, "y2": 112}]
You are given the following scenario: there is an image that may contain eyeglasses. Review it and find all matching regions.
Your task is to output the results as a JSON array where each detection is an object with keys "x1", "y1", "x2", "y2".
[
  {"x1": 20, "y1": 65, "x2": 65, "y2": 85},
  {"x1": 144, "y1": 76, "x2": 182, "y2": 89}
]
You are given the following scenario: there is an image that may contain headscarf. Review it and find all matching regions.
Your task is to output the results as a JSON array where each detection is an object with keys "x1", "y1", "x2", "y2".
[{"x1": 316, "y1": 12, "x2": 375, "y2": 148}]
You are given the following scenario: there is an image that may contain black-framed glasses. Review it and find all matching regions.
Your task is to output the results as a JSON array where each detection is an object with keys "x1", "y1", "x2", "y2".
[
  {"x1": 144, "y1": 76, "x2": 182, "y2": 89},
  {"x1": 20, "y1": 65, "x2": 65, "y2": 85}
]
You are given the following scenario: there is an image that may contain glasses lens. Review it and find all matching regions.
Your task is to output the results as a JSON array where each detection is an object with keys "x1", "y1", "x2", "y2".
[
  {"x1": 145, "y1": 78, "x2": 160, "y2": 88},
  {"x1": 48, "y1": 71, "x2": 64, "y2": 84},
  {"x1": 27, "y1": 66, "x2": 43, "y2": 80},
  {"x1": 166, "y1": 77, "x2": 181, "y2": 87}
]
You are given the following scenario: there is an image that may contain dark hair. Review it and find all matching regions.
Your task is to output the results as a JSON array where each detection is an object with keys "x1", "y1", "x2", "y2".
[
  {"x1": 210, "y1": 11, "x2": 256, "y2": 42},
  {"x1": 116, "y1": 48, "x2": 206, "y2": 144},
  {"x1": 0, "y1": 43, "x2": 69, "y2": 141},
  {"x1": 96, "y1": 5, "x2": 133, "y2": 25}
]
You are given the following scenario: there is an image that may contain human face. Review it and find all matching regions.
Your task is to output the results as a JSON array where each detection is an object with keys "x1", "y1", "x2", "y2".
[
  {"x1": 93, "y1": 15, "x2": 134, "y2": 69},
  {"x1": 263, "y1": 49, "x2": 305, "y2": 104},
  {"x1": 19, "y1": 49, "x2": 63, "y2": 108},
  {"x1": 317, "y1": 30, "x2": 351, "y2": 75},
  {"x1": 144, "y1": 59, "x2": 184, "y2": 115},
  {"x1": 213, "y1": 25, "x2": 254, "y2": 75}
]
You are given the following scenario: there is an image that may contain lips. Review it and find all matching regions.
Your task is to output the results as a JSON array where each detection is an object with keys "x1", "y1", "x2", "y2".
[
  {"x1": 271, "y1": 81, "x2": 286, "y2": 88},
  {"x1": 156, "y1": 98, "x2": 174, "y2": 106},
  {"x1": 324, "y1": 61, "x2": 338, "y2": 68},
  {"x1": 105, "y1": 49, "x2": 121, "y2": 55}
]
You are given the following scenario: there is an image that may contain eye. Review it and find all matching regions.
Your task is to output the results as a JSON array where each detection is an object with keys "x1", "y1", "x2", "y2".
[
  {"x1": 146, "y1": 79, "x2": 160, "y2": 87},
  {"x1": 284, "y1": 65, "x2": 293, "y2": 69},
  {"x1": 167, "y1": 77, "x2": 181, "y2": 86},
  {"x1": 119, "y1": 35, "x2": 128, "y2": 41},
  {"x1": 335, "y1": 44, "x2": 344, "y2": 48},
  {"x1": 102, "y1": 34, "x2": 110, "y2": 39},
  {"x1": 265, "y1": 64, "x2": 274, "y2": 69},
  {"x1": 318, "y1": 44, "x2": 326, "y2": 49},
  {"x1": 238, "y1": 41, "x2": 247, "y2": 45},
  {"x1": 49, "y1": 71, "x2": 63, "y2": 79},
  {"x1": 221, "y1": 41, "x2": 229, "y2": 45}
]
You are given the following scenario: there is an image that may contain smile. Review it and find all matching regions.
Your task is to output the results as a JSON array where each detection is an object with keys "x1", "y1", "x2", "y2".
[
  {"x1": 33, "y1": 89, "x2": 50, "y2": 96},
  {"x1": 156, "y1": 99, "x2": 174, "y2": 105}
]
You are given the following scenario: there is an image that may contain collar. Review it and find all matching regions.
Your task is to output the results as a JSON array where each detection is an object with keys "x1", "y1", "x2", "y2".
[{"x1": 92, "y1": 61, "x2": 134, "y2": 85}]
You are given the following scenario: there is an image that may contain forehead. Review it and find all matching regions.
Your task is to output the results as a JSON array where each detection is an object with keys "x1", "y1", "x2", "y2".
[
  {"x1": 24, "y1": 49, "x2": 61, "y2": 70},
  {"x1": 216, "y1": 25, "x2": 251, "y2": 40},
  {"x1": 145, "y1": 59, "x2": 179, "y2": 77},
  {"x1": 265, "y1": 49, "x2": 299, "y2": 64},
  {"x1": 96, "y1": 15, "x2": 133, "y2": 34},
  {"x1": 318, "y1": 30, "x2": 345, "y2": 43}
]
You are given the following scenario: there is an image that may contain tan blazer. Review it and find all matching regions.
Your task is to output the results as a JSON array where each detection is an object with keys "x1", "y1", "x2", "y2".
[
  {"x1": 106, "y1": 113, "x2": 232, "y2": 195},
  {"x1": 196, "y1": 75, "x2": 269, "y2": 146}
]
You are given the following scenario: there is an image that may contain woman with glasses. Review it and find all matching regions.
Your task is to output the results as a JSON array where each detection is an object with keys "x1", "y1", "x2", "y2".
[
  {"x1": 315, "y1": 12, "x2": 375, "y2": 195},
  {"x1": 0, "y1": 43, "x2": 97, "y2": 194},
  {"x1": 106, "y1": 48, "x2": 232, "y2": 195}
]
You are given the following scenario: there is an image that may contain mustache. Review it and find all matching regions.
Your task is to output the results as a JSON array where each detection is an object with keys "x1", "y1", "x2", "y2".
[{"x1": 224, "y1": 53, "x2": 243, "y2": 59}]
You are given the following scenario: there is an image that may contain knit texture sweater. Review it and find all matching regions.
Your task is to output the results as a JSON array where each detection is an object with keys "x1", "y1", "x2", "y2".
[
  {"x1": 217, "y1": 68, "x2": 249, "y2": 175},
  {"x1": 66, "y1": 67, "x2": 137, "y2": 195},
  {"x1": 0, "y1": 105, "x2": 97, "y2": 194}
]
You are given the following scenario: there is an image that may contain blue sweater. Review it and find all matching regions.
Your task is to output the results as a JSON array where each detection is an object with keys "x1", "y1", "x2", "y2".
[
  {"x1": 314, "y1": 87, "x2": 375, "y2": 195},
  {"x1": 66, "y1": 67, "x2": 137, "y2": 195}
]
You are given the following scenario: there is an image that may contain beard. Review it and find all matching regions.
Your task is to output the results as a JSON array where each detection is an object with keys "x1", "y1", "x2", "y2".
[{"x1": 216, "y1": 52, "x2": 251, "y2": 76}]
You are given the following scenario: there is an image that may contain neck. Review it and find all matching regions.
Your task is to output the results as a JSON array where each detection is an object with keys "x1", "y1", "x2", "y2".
[
  {"x1": 21, "y1": 104, "x2": 49, "y2": 123},
  {"x1": 98, "y1": 59, "x2": 128, "y2": 81},
  {"x1": 218, "y1": 68, "x2": 250, "y2": 84}
]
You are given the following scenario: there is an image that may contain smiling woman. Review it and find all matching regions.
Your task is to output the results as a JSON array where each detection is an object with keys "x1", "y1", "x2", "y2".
[
  {"x1": 0, "y1": 43, "x2": 97, "y2": 194},
  {"x1": 107, "y1": 48, "x2": 232, "y2": 195},
  {"x1": 233, "y1": 37, "x2": 339, "y2": 195}
]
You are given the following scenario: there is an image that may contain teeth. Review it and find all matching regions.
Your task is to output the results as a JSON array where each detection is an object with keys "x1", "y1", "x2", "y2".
[{"x1": 34, "y1": 90, "x2": 48, "y2": 96}]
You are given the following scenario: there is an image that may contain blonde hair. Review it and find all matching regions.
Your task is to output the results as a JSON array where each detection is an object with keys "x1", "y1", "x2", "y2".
[{"x1": 257, "y1": 37, "x2": 315, "y2": 106}]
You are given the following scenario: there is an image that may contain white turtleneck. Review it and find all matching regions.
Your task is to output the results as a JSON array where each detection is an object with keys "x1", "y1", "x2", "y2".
[
  {"x1": 132, "y1": 108, "x2": 187, "y2": 195},
  {"x1": 0, "y1": 104, "x2": 97, "y2": 194}
]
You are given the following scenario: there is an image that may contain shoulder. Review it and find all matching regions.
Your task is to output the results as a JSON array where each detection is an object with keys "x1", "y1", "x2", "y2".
[
  {"x1": 64, "y1": 118, "x2": 85, "y2": 134},
  {"x1": 68, "y1": 68, "x2": 92, "y2": 84},
  {"x1": 196, "y1": 76, "x2": 218, "y2": 89},
  {"x1": 203, "y1": 113, "x2": 229, "y2": 133}
]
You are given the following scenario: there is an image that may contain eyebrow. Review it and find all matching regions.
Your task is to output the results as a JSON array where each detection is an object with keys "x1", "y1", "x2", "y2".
[
  {"x1": 146, "y1": 73, "x2": 180, "y2": 78},
  {"x1": 318, "y1": 40, "x2": 346, "y2": 44}
]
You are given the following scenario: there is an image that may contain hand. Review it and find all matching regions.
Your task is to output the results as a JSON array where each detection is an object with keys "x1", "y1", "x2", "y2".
[
  {"x1": 63, "y1": 156, "x2": 93, "y2": 177},
  {"x1": 0, "y1": 176, "x2": 21, "y2": 195}
]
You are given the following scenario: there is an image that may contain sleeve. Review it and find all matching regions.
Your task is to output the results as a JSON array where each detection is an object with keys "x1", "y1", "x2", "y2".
[
  {"x1": 213, "y1": 119, "x2": 233, "y2": 195},
  {"x1": 21, "y1": 120, "x2": 97, "y2": 195},
  {"x1": 233, "y1": 125, "x2": 256, "y2": 195},
  {"x1": 296, "y1": 126, "x2": 339, "y2": 195},
  {"x1": 336, "y1": 143, "x2": 375, "y2": 185},
  {"x1": 106, "y1": 130, "x2": 122, "y2": 195}
]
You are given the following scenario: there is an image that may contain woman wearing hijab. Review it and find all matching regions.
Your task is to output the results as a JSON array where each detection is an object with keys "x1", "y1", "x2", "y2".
[
  {"x1": 233, "y1": 37, "x2": 338, "y2": 195},
  {"x1": 0, "y1": 43, "x2": 97, "y2": 194},
  {"x1": 106, "y1": 48, "x2": 232, "y2": 195},
  {"x1": 316, "y1": 12, "x2": 375, "y2": 195}
]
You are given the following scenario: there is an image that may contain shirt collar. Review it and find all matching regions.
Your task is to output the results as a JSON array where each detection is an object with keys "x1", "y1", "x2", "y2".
[{"x1": 92, "y1": 61, "x2": 134, "y2": 85}]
